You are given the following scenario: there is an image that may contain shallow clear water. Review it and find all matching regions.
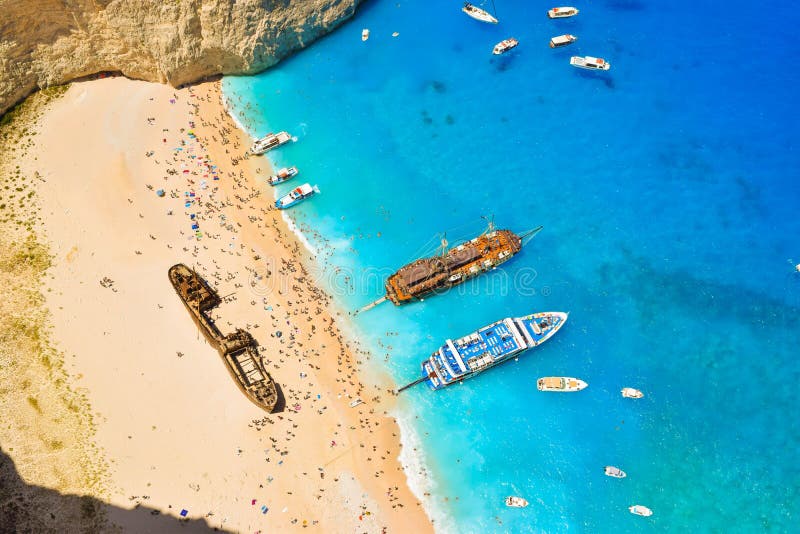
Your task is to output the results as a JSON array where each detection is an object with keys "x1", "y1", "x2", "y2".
[{"x1": 223, "y1": 0, "x2": 800, "y2": 530}]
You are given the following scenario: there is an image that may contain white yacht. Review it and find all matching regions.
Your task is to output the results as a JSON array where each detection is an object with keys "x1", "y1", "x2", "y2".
[
  {"x1": 629, "y1": 505, "x2": 653, "y2": 517},
  {"x1": 548, "y1": 7, "x2": 579, "y2": 19},
  {"x1": 537, "y1": 376, "x2": 588, "y2": 392},
  {"x1": 621, "y1": 387, "x2": 644, "y2": 399},
  {"x1": 250, "y1": 131, "x2": 292, "y2": 155},
  {"x1": 463, "y1": 2, "x2": 498, "y2": 24},
  {"x1": 493, "y1": 38, "x2": 519, "y2": 55},
  {"x1": 505, "y1": 496, "x2": 529, "y2": 508},
  {"x1": 570, "y1": 55, "x2": 611, "y2": 71},
  {"x1": 604, "y1": 466, "x2": 627, "y2": 478},
  {"x1": 550, "y1": 34, "x2": 577, "y2": 48},
  {"x1": 362, "y1": 28, "x2": 370, "y2": 41},
  {"x1": 274, "y1": 183, "x2": 319, "y2": 209},
  {"x1": 267, "y1": 166, "x2": 299, "y2": 186}
]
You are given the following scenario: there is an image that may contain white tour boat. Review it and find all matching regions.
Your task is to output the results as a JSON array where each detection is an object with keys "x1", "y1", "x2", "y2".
[
  {"x1": 604, "y1": 466, "x2": 627, "y2": 478},
  {"x1": 250, "y1": 131, "x2": 292, "y2": 155},
  {"x1": 548, "y1": 7, "x2": 579, "y2": 19},
  {"x1": 505, "y1": 496, "x2": 529, "y2": 508},
  {"x1": 493, "y1": 38, "x2": 519, "y2": 55},
  {"x1": 274, "y1": 183, "x2": 319, "y2": 210},
  {"x1": 629, "y1": 505, "x2": 653, "y2": 517},
  {"x1": 463, "y1": 2, "x2": 498, "y2": 24},
  {"x1": 362, "y1": 28, "x2": 370, "y2": 41},
  {"x1": 570, "y1": 55, "x2": 611, "y2": 71},
  {"x1": 621, "y1": 387, "x2": 644, "y2": 399},
  {"x1": 267, "y1": 166, "x2": 299, "y2": 186},
  {"x1": 550, "y1": 34, "x2": 577, "y2": 48},
  {"x1": 537, "y1": 376, "x2": 588, "y2": 392}
]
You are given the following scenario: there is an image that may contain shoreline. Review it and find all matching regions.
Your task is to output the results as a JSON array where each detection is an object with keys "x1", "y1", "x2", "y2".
[{"x1": 10, "y1": 76, "x2": 432, "y2": 532}]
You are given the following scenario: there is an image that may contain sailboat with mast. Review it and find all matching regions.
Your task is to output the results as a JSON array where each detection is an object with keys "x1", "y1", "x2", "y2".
[
  {"x1": 356, "y1": 218, "x2": 542, "y2": 313},
  {"x1": 463, "y1": 2, "x2": 499, "y2": 24}
]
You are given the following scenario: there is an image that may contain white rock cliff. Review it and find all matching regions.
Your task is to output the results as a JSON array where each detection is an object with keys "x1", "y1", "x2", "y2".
[{"x1": 0, "y1": 0, "x2": 363, "y2": 115}]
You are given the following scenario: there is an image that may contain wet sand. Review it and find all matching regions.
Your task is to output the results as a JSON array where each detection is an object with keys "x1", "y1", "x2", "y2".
[{"x1": 22, "y1": 76, "x2": 431, "y2": 532}]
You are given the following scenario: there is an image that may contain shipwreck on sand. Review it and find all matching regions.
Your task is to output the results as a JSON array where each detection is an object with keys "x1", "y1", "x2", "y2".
[{"x1": 169, "y1": 263, "x2": 279, "y2": 413}]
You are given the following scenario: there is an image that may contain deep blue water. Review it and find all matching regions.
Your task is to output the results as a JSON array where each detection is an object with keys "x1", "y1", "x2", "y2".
[{"x1": 223, "y1": 0, "x2": 800, "y2": 531}]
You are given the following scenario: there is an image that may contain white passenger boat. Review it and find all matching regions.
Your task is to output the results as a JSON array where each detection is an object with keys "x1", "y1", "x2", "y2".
[
  {"x1": 550, "y1": 34, "x2": 577, "y2": 48},
  {"x1": 463, "y1": 2, "x2": 498, "y2": 24},
  {"x1": 548, "y1": 7, "x2": 579, "y2": 19},
  {"x1": 274, "y1": 183, "x2": 319, "y2": 209},
  {"x1": 505, "y1": 496, "x2": 529, "y2": 508},
  {"x1": 604, "y1": 466, "x2": 627, "y2": 478},
  {"x1": 250, "y1": 131, "x2": 292, "y2": 155},
  {"x1": 621, "y1": 387, "x2": 644, "y2": 399},
  {"x1": 267, "y1": 166, "x2": 299, "y2": 186},
  {"x1": 493, "y1": 38, "x2": 519, "y2": 55},
  {"x1": 570, "y1": 55, "x2": 611, "y2": 71},
  {"x1": 362, "y1": 28, "x2": 370, "y2": 41},
  {"x1": 537, "y1": 376, "x2": 588, "y2": 392},
  {"x1": 419, "y1": 312, "x2": 568, "y2": 391},
  {"x1": 629, "y1": 505, "x2": 653, "y2": 517}
]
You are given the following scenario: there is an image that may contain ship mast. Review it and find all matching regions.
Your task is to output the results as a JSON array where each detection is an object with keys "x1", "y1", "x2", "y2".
[{"x1": 480, "y1": 214, "x2": 495, "y2": 234}]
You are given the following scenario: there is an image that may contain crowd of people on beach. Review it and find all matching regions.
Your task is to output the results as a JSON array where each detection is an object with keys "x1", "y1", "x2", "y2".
[{"x1": 124, "y1": 84, "x2": 423, "y2": 529}]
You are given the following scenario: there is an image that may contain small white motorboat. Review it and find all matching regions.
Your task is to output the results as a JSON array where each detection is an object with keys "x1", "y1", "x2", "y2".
[
  {"x1": 505, "y1": 496, "x2": 529, "y2": 508},
  {"x1": 275, "y1": 183, "x2": 319, "y2": 210},
  {"x1": 550, "y1": 34, "x2": 577, "y2": 48},
  {"x1": 362, "y1": 28, "x2": 370, "y2": 41},
  {"x1": 796, "y1": 263, "x2": 800, "y2": 273},
  {"x1": 537, "y1": 376, "x2": 588, "y2": 392},
  {"x1": 629, "y1": 505, "x2": 653, "y2": 517},
  {"x1": 493, "y1": 38, "x2": 519, "y2": 55},
  {"x1": 548, "y1": 7, "x2": 579, "y2": 19},
  {"x1": 267, "y1": 166, "x2": 299, "y2": 186},
  {"x1": 251, "y1": 131, "x2": 292, "y2": 155},
  {"x1": 621, "y1": 387, "x2": 644, "y2": 399},
  {"x1": 604, "y1": 466, "x2": 627, "y2": 478},
  {"x1": 463, "y1": 2, "x2": 498, "y2": 24},
  {"x1": 570, "y1": 55, "x2": 611, "y2": 71}
]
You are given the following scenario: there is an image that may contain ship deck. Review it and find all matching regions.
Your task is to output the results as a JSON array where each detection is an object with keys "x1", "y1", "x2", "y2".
[
  {"x1": 423, "y1": 312, "x2": 568, "y2": 390},
  {"x1": 430, "y1": 319, "x2": 526, "y2": 385}
]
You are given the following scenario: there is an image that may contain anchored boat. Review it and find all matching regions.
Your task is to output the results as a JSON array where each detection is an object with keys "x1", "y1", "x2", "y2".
[
  {"x1": 629, "y1": 505, "x2": 653, "y2": 517},
  {"x1": 402, "y1": 312, "x2": 567, "y2": 392},
  {"x1": 570, "y1": 56, "x2": 611, "y2": 71},
  {"x1": 463, "y1": 2, "x2": 498, "y2": 24},
  {"x1": 267, "y1": 166, "x2": 299, "y2": 186},
  {"x1": 493, "y1": 38, "x2": 519, "y2": 55},
  {"x1": 275, "y1": 183, "x2": 319, "y2": 209},
  {"x1": 537, "y1": 376, "x2": 588, "y2": 392},
  {"x1": 548, "y1": 6, "x2": 579, "y2": 19},
  {"x1": 250, "y1": 131, "x2": 292, "y2": 155},
  {"x1": 621, "y1": 387, "x2": 644, "y2": 399},
  {"x1": 505, "y1": 496, "x2": 529, "y2": 508},
  {"x1": 550, "y1": 34, "x2": 577, "y2": 48},
  {"x1": 368, "y1": 222, "x2": 541, "y2": 311},
  {"x1": 604, "y1": 466, "x2": 627, "y2": 478}
]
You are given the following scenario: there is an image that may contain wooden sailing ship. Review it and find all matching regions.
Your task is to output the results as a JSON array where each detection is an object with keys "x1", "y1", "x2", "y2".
[
  {"x1": 359, "y1": 221, "x2": 542, "y2": 312},
  {"x1": 169, "y1": 264, "x2": 279, "y2": 413}
]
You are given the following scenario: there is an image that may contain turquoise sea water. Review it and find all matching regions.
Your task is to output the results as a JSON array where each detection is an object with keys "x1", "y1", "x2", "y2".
[{"x1": 223, "y1": 1, "x2": 800, "y2": 531}]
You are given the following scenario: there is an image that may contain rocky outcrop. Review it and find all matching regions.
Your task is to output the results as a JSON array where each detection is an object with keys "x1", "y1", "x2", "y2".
[{"x1": 0, "y1": 0, "x2": 363, "y2": 115}]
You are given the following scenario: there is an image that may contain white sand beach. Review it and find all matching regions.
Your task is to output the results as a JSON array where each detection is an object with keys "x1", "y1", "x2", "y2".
[{"x1": 15, "y1": 77, "x2": 431, "y2": 532}]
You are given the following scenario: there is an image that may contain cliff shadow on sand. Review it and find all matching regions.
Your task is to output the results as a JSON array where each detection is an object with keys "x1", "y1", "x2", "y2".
[{"x1": 0, "y1": 446, "x2": 228, "y2": 533}]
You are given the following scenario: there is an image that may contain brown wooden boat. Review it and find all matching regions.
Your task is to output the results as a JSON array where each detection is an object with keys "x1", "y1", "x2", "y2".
[
  {"x1": 169, "y1": 264, "x2": 278, "y2": 413},
  {"x1": 357, "y1": 223, "x2": 542, "y2": 313}
]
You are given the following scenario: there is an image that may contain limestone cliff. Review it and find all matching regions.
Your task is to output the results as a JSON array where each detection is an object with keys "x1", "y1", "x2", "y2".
[{"x1": 0, "y1": 0, "x2": 363, "y2": 115}]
